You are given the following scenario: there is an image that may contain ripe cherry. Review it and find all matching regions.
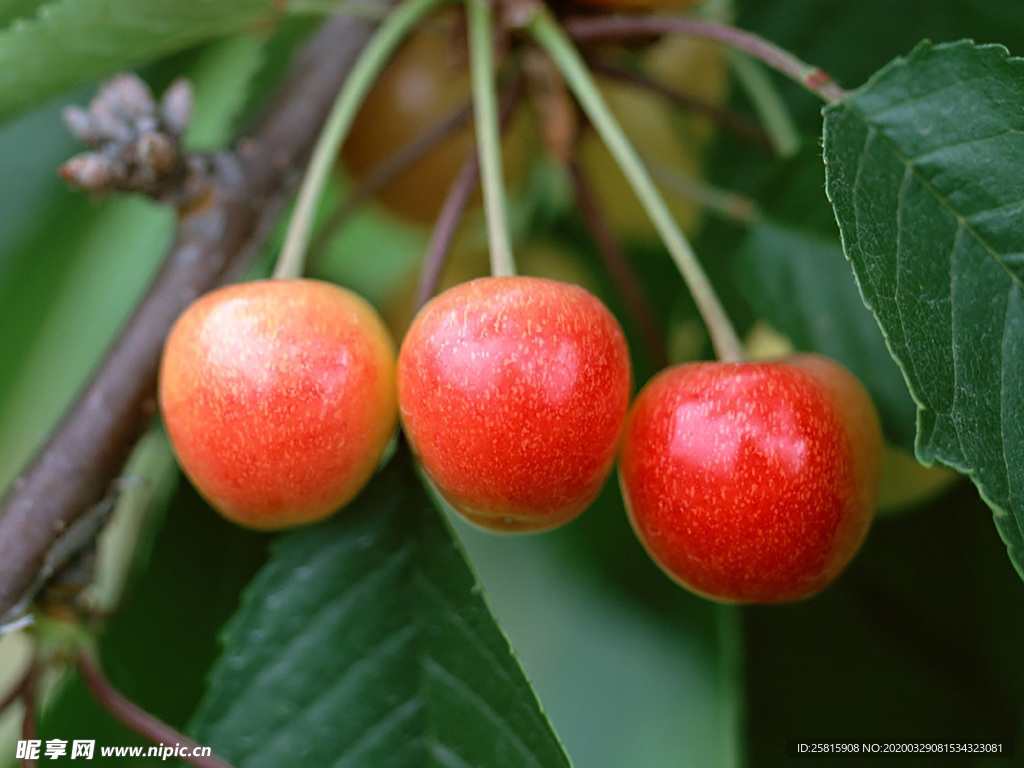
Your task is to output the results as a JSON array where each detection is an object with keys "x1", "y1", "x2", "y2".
[
  {"x1": 159, "y1": 279, "x2": 397, "y2": 530},
  {"x1": 619, "y1": 354, "x2": 881, "y2": 603},
  {"x1": 398, "y1": 276, "x2": 632, "y2": 532}
]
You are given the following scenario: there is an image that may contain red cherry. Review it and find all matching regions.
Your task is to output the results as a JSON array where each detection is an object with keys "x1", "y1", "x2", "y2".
[
  {"x1": 619, "y1": 354, "x2": 881, "y2": 603},
  {"x1": 158, "y1": 279, "x2": 397, "y2": 530},
  {"x1": 398, "y1": 276, "x2": 632, "y2": 532}
]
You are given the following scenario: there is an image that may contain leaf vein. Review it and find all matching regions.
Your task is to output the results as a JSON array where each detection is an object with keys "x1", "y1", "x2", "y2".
[{"x1": 426, "y1": 657, "x2": 544, "y2": 768}]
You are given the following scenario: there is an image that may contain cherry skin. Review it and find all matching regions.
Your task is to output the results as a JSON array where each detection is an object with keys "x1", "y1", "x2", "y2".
[
  {"x1": 619, "y1": 354, "x2": 881, "y2": 603},
  {"x1": 159, "y1": 279, "x2": 397, "y2": 530},
  {"x1": 398, "y1": 276, "x2": 632, "y2": 532}
]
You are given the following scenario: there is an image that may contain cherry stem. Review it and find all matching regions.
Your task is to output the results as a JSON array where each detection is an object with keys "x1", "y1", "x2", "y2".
[
  {"x1": 310, "y1": 98, "x2": 475, "y2": 266},
  {"x1": 528, "y1": 8, "x2": 745, "y2": 363},
  {"x1": 584, "y1": 58, "x2": 773, "y2": 152},
  {"x1": 568, "y1": 160, "x2": 667, "y2": 370},
  {"x1": 563, "y1": 15, "x2": 846, "y2": 105},
  {"x1": 415, "y1": 150, "x2": 479, "y2": 311},
  {"x1": 273, "y1": 0, "x2": 451, "y2": 280},
  {"x1": 726, "y1": 50, "x2": 801, "y2": 158},
  {"x1": 465, "y1": 0, "x2": 516, "y2": 278},
  {"x1": 76, "y1": 650, "x2": 236, "y2": 768}
]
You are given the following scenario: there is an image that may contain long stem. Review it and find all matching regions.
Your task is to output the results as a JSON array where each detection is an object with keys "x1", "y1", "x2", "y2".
[
  {"x1": 465, "y1": 0, "x2": 516, "y2": 277},
  {"x1": 727, "y1": 50, "x2": 800, "y2": 157},
  {"x1": 529, "y1": 9, "x2": 744, "y2": 362},
  {"x1": 77, "y1": 651, "x2": 235, "y2": 768},
  {"x1": 563, "y1": 15, "x2": 846, "y2": 105},
  {"x1": 415, "y1": 152, "x2": 479, "y2": 311},
  {"x1": 274, "y1": 0, "x2": 451, "y2": 280}
]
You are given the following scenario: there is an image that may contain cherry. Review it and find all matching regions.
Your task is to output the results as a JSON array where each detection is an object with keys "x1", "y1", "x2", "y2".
[
  {"x1": 619, "y1": 354, "x2": 881, "y2": 603},
  {"x1": 397, "y1": 276, "x2": 632, "y2": 532},
  {"x1": 158, "y1": 279, "x2": 397, "y2": 530}
]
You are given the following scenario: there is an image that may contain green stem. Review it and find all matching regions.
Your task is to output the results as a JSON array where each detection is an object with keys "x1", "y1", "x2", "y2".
[
  {"x1": 528, "y1": 9, "x2": 744, "y2": 362},
  {"x1": 465, "y1": 0, "x2": 516, "y2": 277},
  {"x1": 727, "y1": 51, "x2": 800, "y2": 158},
  {"x1": 273, "y1": 0, "x2": 451, "y2": 280}
]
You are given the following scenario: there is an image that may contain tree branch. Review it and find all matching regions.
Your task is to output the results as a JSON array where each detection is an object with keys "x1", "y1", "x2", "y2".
[{"x1": 0, "y1": 10, "x2": 389, "y2": 623}]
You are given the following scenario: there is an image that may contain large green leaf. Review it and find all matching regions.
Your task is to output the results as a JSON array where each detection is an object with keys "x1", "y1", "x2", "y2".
[
  {"x1": 736, "y1": 222, "x2": 917, "y2": 448},
  {"x1": 823, "y1": 41, "x2": 1024, "y2": 574},
  {"x1": 191, "y1": 451, "x2": 571, "y2": 768},
  {"x1": 0, "y1": 0, "x2": 275, "y2": 123}
]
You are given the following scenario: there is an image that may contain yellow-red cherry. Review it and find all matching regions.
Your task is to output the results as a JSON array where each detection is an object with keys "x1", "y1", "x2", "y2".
[
  {"x1": 619, "y1": 354, "x2": 881, "y2": 603},
  {"x1": 398, "y1": 276, "x2": 632, "y2": 532},
  {"x1": 159, "y1": 279, "x2": 397, "y2": 530}
]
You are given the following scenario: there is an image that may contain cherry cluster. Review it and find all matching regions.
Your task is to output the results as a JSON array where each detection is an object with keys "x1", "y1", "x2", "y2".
[
  {"x1": 156, "y1": 2, "x2": 882, "y2": 605},
  {"x1": 159, "y1": 273, "x2": 881, "y2": 605}
]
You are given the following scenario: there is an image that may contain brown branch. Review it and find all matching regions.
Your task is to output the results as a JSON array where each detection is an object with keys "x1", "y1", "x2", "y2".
[
  {"x1": 77, "y1": 651, "x2": 235, "y2": 768},
  {"x1": 415, "y1": 149, "x2": 480, "y2": 311},
  {"x1": 0, "y1": 10, "x2": 390, "y2": 623}
]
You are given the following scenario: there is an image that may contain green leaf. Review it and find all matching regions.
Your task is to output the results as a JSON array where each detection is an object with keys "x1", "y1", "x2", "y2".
[
  {"x1": 823, "y1": 41, "x2": 1024, "y2": 575},
  {"x1": 191, "y1": 451, "x2": 571, "y2": 768},
  {"x1": 736, "y1": 221, "x2": 917, "y2": 448},
  {"x1": 0, "y1": 0, "x2": 275, "y2": 123}
]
